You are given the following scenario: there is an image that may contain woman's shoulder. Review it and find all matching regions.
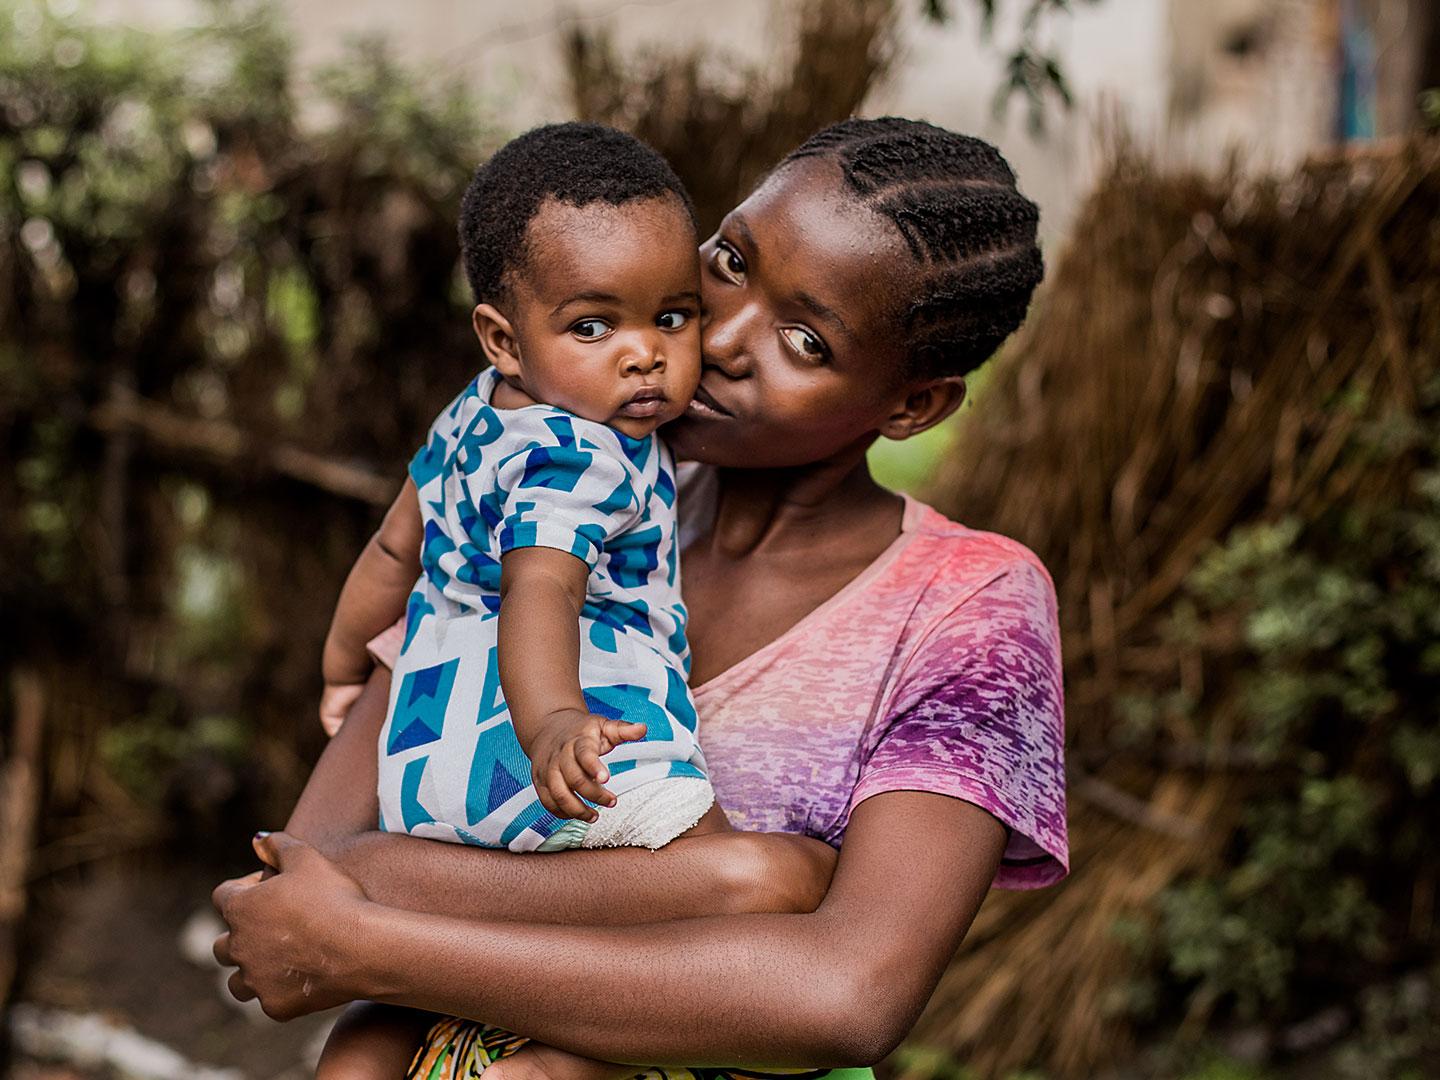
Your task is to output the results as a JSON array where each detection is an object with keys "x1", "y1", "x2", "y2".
[{"x1": 898, "y1": 496, "x2": 1057, "y2": 603}]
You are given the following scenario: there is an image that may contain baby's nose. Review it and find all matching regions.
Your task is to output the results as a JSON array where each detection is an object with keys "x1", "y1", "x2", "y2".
[{"x1": 621, "y1": 342, "x2": 664, "y2": 374}]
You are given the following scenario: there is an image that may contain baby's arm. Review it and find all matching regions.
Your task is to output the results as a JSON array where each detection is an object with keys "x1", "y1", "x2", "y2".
[
  {"x1": 320, "y1": 479, "x2": 423, "y2": 735},
  {"x1": 497, "y1": 547, "x2": 646, "y2": 820}
]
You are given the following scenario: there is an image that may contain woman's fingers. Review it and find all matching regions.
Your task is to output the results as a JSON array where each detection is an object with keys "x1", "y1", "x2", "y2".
[
  {"x1": 211, "y1": 869, "x2": 263, "y2": 918},
  {"x1": 255, "y1": 830, "x2": 310, "y2": 871},
  {"x1": 227, "y1": 968, "x2": 257, "y2": 1003},
  {"x1": 212, "y1": 930, "x2": 232, "y2": 966},
  {"x1": 251, "y1": 831, "x2": 277, "y2": 867}
]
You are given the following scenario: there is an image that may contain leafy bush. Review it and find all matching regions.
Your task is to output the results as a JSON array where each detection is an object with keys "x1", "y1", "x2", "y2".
[{"x1": 1125, "y1": 382, "x2": 1440, "y2": 1068}]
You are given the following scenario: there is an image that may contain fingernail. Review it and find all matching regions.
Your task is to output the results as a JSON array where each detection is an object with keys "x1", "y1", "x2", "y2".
[{"x1": 253, "y1": 831, "x2": 270, "y2": 840}]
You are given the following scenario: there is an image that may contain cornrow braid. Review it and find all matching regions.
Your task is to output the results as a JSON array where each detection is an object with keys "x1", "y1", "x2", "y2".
[{"x1": 784, "y1": 117, "x2": 1043, "y2": 380}]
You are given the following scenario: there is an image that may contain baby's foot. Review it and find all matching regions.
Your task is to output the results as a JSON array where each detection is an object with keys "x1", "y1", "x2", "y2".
[{"x1": 485, "y1": 1043, "x2": 633, "y2": 1080}]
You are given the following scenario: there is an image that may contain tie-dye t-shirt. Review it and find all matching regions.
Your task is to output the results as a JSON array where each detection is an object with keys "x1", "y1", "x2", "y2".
[
  {"x1": 675, "y1": 466, "x2": 1067, "y2": 889},
  {"x1": 371, "y1": 465, "x2": 1068, "y2": 887}
]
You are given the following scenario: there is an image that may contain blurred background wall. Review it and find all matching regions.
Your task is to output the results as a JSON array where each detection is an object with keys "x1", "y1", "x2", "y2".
[{"x1": 79, "y1": 0, "x2": 1434, "y2": 235}]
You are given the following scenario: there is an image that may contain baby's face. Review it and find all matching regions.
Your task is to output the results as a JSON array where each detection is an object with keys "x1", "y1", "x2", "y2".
[{"x1": 501, "y1": 196, "x2": 702, "y2": 440}]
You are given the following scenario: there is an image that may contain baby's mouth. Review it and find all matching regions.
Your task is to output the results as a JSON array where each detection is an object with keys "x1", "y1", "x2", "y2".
[{"x1": 618, "y1": 385, "x2": 668, "y2": 419}]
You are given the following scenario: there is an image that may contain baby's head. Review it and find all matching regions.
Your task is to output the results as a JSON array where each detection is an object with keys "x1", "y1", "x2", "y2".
[{"x1": 460, "y1": 123, "x2": 702, "y2": 439}]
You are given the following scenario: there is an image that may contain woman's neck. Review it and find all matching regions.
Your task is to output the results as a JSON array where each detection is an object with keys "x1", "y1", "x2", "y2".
[{"x1": 707, "y1": 449, "x2": 902, "y2": 559}]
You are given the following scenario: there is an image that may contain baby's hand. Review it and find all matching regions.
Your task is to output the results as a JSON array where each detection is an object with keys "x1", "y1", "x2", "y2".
[
  {"x1": 318, "y1": 681, "x2": 366, "y2": 737},
  {"x1": 525, "y1": 709, "x2": 648, "y2": 822}
]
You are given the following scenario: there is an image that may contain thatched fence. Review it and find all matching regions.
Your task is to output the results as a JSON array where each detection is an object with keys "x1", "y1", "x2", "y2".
[{"x1": 914, "y1": 136, "x2": 1440, "y2": 1076}]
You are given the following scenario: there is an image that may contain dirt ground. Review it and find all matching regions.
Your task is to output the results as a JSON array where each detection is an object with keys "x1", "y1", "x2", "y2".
[{"x1": 16, "y1": 859, "x2": 340, "y2": 1080}]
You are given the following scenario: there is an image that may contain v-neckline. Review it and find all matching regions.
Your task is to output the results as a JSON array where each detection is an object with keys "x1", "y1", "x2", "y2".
[{"x1": 690, "y1": 494, "x2": 923, "y2": 697}]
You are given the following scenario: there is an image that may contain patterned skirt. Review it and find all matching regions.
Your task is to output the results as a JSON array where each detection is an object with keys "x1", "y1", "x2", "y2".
[{"x1": 406, "y1": 1018, "x2": 875, "y2": 1080}]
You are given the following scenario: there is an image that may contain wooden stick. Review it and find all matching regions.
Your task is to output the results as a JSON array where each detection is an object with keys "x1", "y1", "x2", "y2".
[
  {"x1": 0, "y1": 669, "x2": 46, "y2": 1009},
  {"x1": 90, "y1": 389, "x2": 396, "y2": 507}
]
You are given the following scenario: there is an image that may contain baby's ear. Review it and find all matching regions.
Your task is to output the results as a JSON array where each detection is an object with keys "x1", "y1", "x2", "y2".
[{"x1": 472, "y1": 303, "x2": 522, "y2": 377}]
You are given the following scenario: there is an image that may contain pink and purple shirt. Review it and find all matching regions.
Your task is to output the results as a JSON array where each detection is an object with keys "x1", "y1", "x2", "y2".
[{"x1": 677, "y1": 467, "x2": 1067, "y2": 889}]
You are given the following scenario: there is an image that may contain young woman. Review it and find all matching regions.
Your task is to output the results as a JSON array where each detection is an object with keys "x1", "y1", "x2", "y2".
[{"x1": 211, "y1": 117, "x2": 1067, "y2": 1078}]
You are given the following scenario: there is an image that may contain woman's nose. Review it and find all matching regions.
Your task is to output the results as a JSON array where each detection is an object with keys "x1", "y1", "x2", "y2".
[{"x1": 699, "y1": 296, "x2": 757, "y2": 378}]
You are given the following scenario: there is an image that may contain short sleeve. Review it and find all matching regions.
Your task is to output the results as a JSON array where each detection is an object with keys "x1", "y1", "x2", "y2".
[
  {"x1": 849, "y1": 558, "x2": 1068, "y2": 889},
  {"x1": 491, "y1": 425, "x2": 642, "y2": 569}
]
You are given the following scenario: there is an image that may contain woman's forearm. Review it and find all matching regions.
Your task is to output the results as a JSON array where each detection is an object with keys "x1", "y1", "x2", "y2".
[
  {"x1": 218, "y1": 792, "x2": 1004, "y2": 1066},
  {"x1": 333, "y1": 793, "x2": 1004, "y2": 1068},
  {"x1": 341, "y1": 828, "x2": 833, "y2": 922},
  {"x1": 285, "y1": 667, "x2": 835, "y2": 924},
  {"x1": 357, "y1": 904, "x2": 855, "y2": 1067}
]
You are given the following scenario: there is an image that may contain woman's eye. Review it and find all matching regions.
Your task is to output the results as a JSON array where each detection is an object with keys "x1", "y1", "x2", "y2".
[
  {"x1": 570, "y1": 319, "x2": 611, "y2": 340},
  {"x1": 657, "y1": 311, "x2": 690, "y2": 330},
  {"x1": 710, "y1": 241, "x2": 746, "y2": 284},
  {"x1": 781, "y1": 326, "x2": 828, "y2": 361}
]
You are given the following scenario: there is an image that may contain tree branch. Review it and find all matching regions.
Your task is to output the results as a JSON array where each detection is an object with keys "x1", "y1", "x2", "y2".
[{"x1": 90, "y1": 390, "x2": 395, "y2": 507}]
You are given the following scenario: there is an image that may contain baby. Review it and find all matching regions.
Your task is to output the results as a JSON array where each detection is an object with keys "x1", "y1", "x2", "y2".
[{"x1": 314, "y1": 123, "x2": 725, "y2": 1080}]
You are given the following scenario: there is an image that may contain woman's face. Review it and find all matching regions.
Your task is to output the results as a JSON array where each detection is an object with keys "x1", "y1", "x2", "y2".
[{"x1": 664, "y1": 156, "x2": 922, "y2": 469}]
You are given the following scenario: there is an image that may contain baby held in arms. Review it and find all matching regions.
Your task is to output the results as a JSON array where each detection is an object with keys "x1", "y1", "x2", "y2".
[{"x1": 314, "y1": 123, "x2": 725, "y2": 1080}]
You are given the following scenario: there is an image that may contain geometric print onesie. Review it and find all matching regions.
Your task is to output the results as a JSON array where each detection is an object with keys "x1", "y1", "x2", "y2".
[{"x1": 376, "y1": 367, "x2": 713, "y2": 852}]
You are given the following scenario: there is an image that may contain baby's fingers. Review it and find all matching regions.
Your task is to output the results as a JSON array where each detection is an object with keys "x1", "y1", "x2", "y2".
[
  {"x1": 545, "y1": 767, "x2": 595, "y2": 823},
  {"x1": 599, "y1": 719, "x2": 647, "y2": 751},
  {"x1": 575, "y1": 741, "x2": 610, "y2": 785},
  {"x1": 562, "y1": 750, "x2": 616, "y2": 810}
]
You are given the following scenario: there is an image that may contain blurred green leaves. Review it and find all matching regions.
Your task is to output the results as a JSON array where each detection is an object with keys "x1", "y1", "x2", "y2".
[{"x1": 1118, "y1": 377, "x2": 1440, "y2": 1070}]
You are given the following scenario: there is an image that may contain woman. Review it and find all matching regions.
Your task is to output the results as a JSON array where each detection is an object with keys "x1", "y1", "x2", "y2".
[{"x1": 212, "y1": 117, "x2": 1067, "y2": 1077}]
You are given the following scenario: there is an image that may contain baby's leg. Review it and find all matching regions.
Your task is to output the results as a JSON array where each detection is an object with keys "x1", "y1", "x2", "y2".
[
  {"x1": 484, "y1": 1042, "x2": 635, "y2": 1080},
  {"x1": 317, "y1": 1002, "x2": 441, "y2": 1080}
]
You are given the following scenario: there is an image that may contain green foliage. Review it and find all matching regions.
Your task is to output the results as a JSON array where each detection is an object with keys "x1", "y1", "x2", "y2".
[
  {"x1": 0, "y1": 1, "x2": 493, "y2": 839},
  {"x1": 1123, "y1": 379, "x2": 1440, "y2": 1064},
  {"x1": 1329, "y1": 970, "x2": 1440, "y2": 1079},
  {"x1": 102, "y1": 709, "x2": 251, "y2": 802},
  {"x1": 918, "y1": 0, "x2": 1099, "y2": 134},
  {"x1": 1421, "y1": 88, "x2": 1440, "y2": 130}
]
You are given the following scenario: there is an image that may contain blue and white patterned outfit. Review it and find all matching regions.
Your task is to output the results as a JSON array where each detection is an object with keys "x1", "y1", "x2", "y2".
[{"x1": 377, "y1": 368, "x2": 711, "y2": 851}]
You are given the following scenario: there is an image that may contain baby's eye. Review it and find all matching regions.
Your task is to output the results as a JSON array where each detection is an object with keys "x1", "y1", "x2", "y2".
[
  {"x1": 781, "y1": 326, "x2": 828, "y2": 361},
  {"x1": 570, "y1": 318, "x2": 611, "y2": 340},
  {"x1": 710, "y1": 241, "x2": 746, "y2": 284},
  {"x1": 657, "y1": 310, "x2": 690, "y2": 330}
]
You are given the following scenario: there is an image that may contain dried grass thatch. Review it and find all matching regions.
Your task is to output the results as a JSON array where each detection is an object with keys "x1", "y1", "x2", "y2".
[{"x1": 911, "y1": 135, "x2": 1440, "y2": 1077}]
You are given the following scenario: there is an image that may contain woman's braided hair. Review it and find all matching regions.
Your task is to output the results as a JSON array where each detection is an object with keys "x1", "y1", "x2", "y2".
[{"x1": 783, "y1": 117, "x2": 1044, "y2": 380}]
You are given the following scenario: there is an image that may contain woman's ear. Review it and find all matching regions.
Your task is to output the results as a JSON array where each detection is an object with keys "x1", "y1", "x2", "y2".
[
  {"x1": 878, "y1": 376, "x2": 967, "y2": 441},
  {"x1": 472, "y1": 303, "x2": 523, "y2": 378}
]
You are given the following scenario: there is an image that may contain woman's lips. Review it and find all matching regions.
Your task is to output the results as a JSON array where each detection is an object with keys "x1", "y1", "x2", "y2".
[{"x1": 685, "y1": 383, "x2": 732, "y2": 420}]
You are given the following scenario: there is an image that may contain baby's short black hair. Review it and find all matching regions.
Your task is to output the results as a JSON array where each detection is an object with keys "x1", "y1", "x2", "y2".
[
  {"x1": 781, "y1": 117, "x2": 1044, "y2": 381},
  {"x1": 459, "y1": 122, "x2": 698, "y2": 307}
]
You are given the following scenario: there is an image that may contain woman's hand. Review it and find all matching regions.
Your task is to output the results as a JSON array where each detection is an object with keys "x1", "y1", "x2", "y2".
[{"x1": 211, "y1": 832, "x2": 374, "y2": 1020}]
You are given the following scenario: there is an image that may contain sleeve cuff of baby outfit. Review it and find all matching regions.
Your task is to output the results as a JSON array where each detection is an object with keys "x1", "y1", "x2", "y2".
[
  {"x1": 366, "y1": 619, "x2": 406, "y2": 670},
  {"x1": 497, "y1": 516, "x2": 605, "y2": 569}
]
